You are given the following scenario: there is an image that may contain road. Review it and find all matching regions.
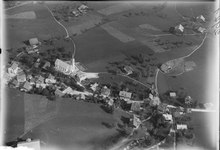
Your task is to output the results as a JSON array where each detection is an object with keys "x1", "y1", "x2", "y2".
[
  {"x1": 5, "y1": 1, "x2": 31, "y2": 11},
  {"x1": 44, "y1": 4, "x2": 77, "y2": 58}
]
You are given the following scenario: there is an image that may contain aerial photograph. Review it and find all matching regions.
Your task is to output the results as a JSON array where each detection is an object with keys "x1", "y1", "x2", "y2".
[{"x1": 1, "y1": 0, "x2": 219, "y2": 150}]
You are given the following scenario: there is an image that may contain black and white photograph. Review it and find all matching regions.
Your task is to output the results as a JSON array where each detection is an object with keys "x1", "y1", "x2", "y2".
[{"x1": 0, "y1": 0, "x2": 219, "y2": 150}]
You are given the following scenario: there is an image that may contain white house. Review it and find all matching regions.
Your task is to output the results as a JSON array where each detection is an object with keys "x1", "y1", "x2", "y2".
[
  {"x1": 196, "y1": 15, "x2": 205, "y2": 22},
  {"x1": 177, "y1": 124, "x2": 187, "y2": 130},
  {"x1": 175, "y1": 24, "x2": 184, "y2": 33}
]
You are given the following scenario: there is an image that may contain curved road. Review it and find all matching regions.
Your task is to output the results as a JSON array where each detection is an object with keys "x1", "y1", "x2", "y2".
[{"x1": 44, "y1": 4, "x2": 76, "y2": 58}]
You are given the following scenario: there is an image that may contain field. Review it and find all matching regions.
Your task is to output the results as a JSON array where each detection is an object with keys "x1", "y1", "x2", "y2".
[
  {"x1": 4, "y1": 88, "x2": 25, "y2": 142},
  {"x1": 5, "y1": 3, "x2": 66, "y2": 49},
  {"x1": 22, "y1": 99, "x2": 129, "y2": 150}
]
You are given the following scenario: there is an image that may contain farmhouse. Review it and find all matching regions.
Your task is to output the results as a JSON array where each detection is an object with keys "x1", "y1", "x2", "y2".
[
  {"x1": 3, "y1": 72, "x2": 12, "y2": 84},
  {"x1": 119, "y1": 91, "x2": 132, "y2": 100},
  {"x1": 175, "y1": 24, "x2": 184, "y2": 33},
  {"x1": 108, "y1": 98, "x2": 114, "y2": 106},
  {"x1": 149, "y1": 96, "x2": 160, "y2": 106},
  {"x1": 196, "y1": 15, "x2": 205, "y2": 22}
]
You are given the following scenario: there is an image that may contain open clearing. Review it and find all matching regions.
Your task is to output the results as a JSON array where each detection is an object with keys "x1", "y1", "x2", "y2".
[{"x1": 6, "y1": 11, "x2": 36, "y2": 19}]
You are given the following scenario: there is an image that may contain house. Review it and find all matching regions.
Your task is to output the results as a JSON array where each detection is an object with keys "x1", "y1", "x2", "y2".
[
  {"x1": 185, "y1": 96, "x2": 193, "y2": 105},
  {"x1": 80, "y1": 94, "x2": 86, "y2": 100},
  {"x1": 119, "y1": 91, "x2": 132, "y2": 100},
  {"x1": 62, "y1": 87, "x2": 73, "y2": 95},
  {"x1": 75, "y1": 62, "x2": 86, "y2": 71},
  {"x1": 196, "y1": 15, "x2": 205, "y2": 22},
  {"x1": 17, "y1": 139, "x2": 40, "y2": 150},
  {"x1": 150, "y1": 96, "x2": 160, "y2": 106},
  {"x1": 30, "y1": 77, "x2": 36, "y2": 85},
  {"x1": 17, "y1": 72, "x2": 26, "y2": 83},
  {"x1": 27, "y1": 74, "x2": 33, "y2": 80},
  {"x1": 45, "y1": 74, "x2": 56, "y2": 84},
  {"x1": 55, "y1": 59, "x2": 75, "y2": 75},
  {"x1": 197, "y1": 27, "x2": 206, "y2": 33},
  {"x1": 72, "y1": 10, "x2": 80, "y2": 17},
  {"x1": 132, "y1": 115, "x2": 141, "y2": 129},
  {"x1": 101, "y1": 86, "x2": 111, "y2": 97},
  {"x1": 78, "y1": 4, "x2": 88, "y2": 13},
  {"x1": 124, "y1": 66, "x2": 133, "y2": 75},
  {"x1": 11, "y1": 79, "x2": 19, "y2": 87},
  {"x1": 169, "y1": 92, "x2": 176, "y2": 98},
  {"x1": 149, "y1": 93, "x2": 154, "y2": 100},
  {"x1": 8, "y1": 62, "x2": 19, "y2": 77},
  {"x1": 177, "y1": 124, "x2": 187, "y2": 130},
  {"x1": 108, "y1": 98, "x2": 114, "y2": 106},
  {"x1": 163, "y1": 114, "x2": 173, "y2": 123},
  {"x1": 157, "y1": 103, "x2": 168, "y2": 113},
  {"x1": 36, "y1": 75, "x2": 44, "y2": 84},
  {"x1": 3, "y1": 72, "x2": 12, "y2": 84},
  {"x1": 29, "y1": 38, "x2": 39, "y2": 46},
  {"x1": 90, "y1": 82, "x2": 98, "y2": 92},
  {"x1": 23, "y1": 81, "x2": 32, "y2": 91},
  {"x1": 42, "y1": 61, "x2": 50, "y2": 70},
  {"x1": 55, "y1": 89, "x2": 65, "y2": 97},
  {"x1": 131, "y1": 102, "x2": 141, "y2": 112},
  {"x1": 175, "y1": 24, "x2": 184, "y2": 33}
]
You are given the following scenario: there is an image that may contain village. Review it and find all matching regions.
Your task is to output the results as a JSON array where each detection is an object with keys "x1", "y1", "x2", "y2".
[
  {"x1": 3, "y1": 1, "x2": 217, "y2": 150},
  {"x1": 3, "y1": 36, "x2": 200, "y2": 150}
]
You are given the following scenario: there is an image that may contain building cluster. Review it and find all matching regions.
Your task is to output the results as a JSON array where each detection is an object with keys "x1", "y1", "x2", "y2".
[
  {"x1": 172, "y1": 15, "x2": 207, "y2": 35},
  {"x1": 72, "y1": 4, "x2": 89, "y2": 17}
]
